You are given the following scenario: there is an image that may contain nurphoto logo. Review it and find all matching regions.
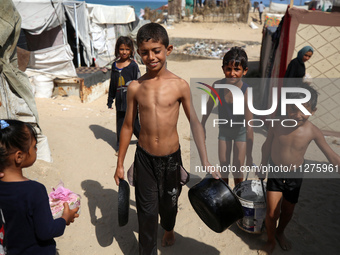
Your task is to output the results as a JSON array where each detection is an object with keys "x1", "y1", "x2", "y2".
[{"x1": 197, "y1": 83, "x2": 312, "y2": 128}]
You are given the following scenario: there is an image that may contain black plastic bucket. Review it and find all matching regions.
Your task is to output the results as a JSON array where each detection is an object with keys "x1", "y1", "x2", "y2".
[{"x1": 188, "y1": 176, "x2": 244, "y2": 233}]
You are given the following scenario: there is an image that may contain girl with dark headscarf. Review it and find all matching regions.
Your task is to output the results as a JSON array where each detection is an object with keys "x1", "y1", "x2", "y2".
[{"x1": 284, "y1": 46, "x2": 314, "y2": 78}]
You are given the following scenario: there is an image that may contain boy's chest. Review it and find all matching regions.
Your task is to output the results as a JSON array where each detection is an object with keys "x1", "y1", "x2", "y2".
[
  {"x1": 136, "y1": 86, "x2": 181, "y2": 109},
  {"x1": 275, "y1": 128, "x2": 312, "y2": 151},
  {"x1": 222, "y1": 85, "x2": 243, "y2": 104},
  {"x1": 224, "y1": 90, "x2": 233, "y2": 103}
]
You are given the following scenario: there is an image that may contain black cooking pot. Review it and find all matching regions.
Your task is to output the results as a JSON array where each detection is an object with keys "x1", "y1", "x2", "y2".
[
  {"x1": 188, "y1": 176, "x2": 244, "y2": 233},
  {"x1": 118, "y1": 179, "x2": 130, "y2": 227}
]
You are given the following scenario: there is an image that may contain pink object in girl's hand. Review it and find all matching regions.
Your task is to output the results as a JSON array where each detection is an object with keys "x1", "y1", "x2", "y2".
[{"x1": 49, "y1": 181, "x2": 81, "y2": 219}]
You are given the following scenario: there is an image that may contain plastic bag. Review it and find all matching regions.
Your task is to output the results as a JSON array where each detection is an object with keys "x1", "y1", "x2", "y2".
[
  {"x1": 303, "y1": 73, "x2": 313, "y2": 84},
  {"x1": 49, "y1": 181, "x2": 81, "y2": 219}
]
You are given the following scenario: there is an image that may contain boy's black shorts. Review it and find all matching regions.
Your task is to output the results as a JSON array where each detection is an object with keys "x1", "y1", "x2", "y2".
[
  {"x1": 266, "y1": 158, "x2": 304, "y2": 204},
  {"x1": 266, "y1": 176, "x2": 303, "y2": 204}
]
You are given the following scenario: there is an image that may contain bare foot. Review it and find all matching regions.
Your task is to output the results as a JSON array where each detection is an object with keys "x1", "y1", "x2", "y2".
[
  {"x1": 257, "y1": 241, "x2": 275, "y2": 255},
  {"x1": 275, "y1": 232, "x2": 292, "y2": 251},
  {"x1": 161, "y1": 230, "x2": 175, "y2": 247}
]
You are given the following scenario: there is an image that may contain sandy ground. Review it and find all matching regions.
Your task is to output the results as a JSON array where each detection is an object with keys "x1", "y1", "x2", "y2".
[{"x1": 26, "y1": 20, "x2": 340, "y2": 255}]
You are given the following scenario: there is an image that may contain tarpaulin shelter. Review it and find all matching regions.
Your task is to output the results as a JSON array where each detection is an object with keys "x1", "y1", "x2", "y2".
[
  {"x1": 259, "y1": 6, "x2": 340, "y2": 133},
  {"x1": 0, "y1": 0, "x2": 52, "y2": 162},
  {"x1": 14, "y1": 0, "x2": 140, "y2": 70},
  {"x1": 12, "y1": 0, "x2": 141, "y2": 101},
  {"x1": 72, "y1": 3, "x2": 142, "y2": 103},
  {"x1": 86, "y1": 3, "x2": 136, "y2": 67},
  {"x1": 11, "y1": 0, "x2": 95, "y2": 99},
  {"x1": 13, "y1": 0, "x2": 93, "y2": 75}
]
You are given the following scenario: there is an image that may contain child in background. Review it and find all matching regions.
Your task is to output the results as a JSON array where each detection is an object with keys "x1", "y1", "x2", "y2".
[
  {"x1": 0, "y1": 119, "x2": 79, "y2": 255},
  {"x1": 201, "y1": 47, "x2": 253, "y2": 186},
  {"x1": 107, "y1": 36, "x2": 141, "y2": 155},
  {"x1": 257, "y1": 84, "x2": 340, "y2": 254},
  {"x1": 284, "y1": 46, "x2": 313, "y2": 83}
]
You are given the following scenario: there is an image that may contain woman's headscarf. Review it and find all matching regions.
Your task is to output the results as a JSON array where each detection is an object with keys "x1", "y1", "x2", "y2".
[{"x1": 297, "y1": 46, "x2": 314, "y2": 62}]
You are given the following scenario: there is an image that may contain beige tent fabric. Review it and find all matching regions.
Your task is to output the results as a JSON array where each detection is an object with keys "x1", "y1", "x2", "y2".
[
  {"x1": 0, "y1": 76, "x2": 53, "y2": 162},
  {"x1": 86, "y1": 4, "x2": 135, "y2": 25},
  {"x1": 0, "y1": 0, "x2": 39, "y2": 122},
  {"x1": 0, "y1": 0, "x2": 52, "y2": 162},
  {"x1": 26, "y1": 44, "x2": 77, "y2": 78},
  {"x1": 287, "y1": 8, "x2": 340, "y2": 133},
  {"x1": 14, "y1": 0, "x2": 66, "y2": 35},
  {"x1": 287, "y1": 8, "x2": 340, "y2": 78},
  {"x1": 259, "y1": 7, "x2": 340, "y2": 133}
]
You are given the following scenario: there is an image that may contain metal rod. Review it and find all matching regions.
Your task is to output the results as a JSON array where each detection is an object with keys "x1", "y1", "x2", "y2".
[{"x1": 74, "y1": 3, "x2": 81, "y2": 67}]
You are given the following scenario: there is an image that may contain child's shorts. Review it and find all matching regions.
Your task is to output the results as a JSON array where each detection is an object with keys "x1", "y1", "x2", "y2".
[
  {"x1": 266, "y1": 176, "x2": 303, "y2": 204},
  {"x1": 218, "y1": 126, "x2": 246, "y2": 142},
  {"x1": 266, "y1": 158, "x2": 304, "y2": 204}
]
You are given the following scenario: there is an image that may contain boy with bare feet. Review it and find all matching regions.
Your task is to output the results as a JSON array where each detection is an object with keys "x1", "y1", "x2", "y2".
[
  {"x1": 201, "y1": 47, "x2": 254, "y2": 186},
  {"x1": 257, "y1": 83, "x2": 340, "y2": 254},
  {"x1": 113, "y1": 23, "x2": 216, "y2": 255}
]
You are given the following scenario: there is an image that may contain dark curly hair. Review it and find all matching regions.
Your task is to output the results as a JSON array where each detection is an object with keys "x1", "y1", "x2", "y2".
[
  {"x1": 137, "y1": 23, "x2": 169, "y2": 48},
  {"x1": 0, "y1": 119, "x2": 37, "y2": 171},
  {"x1": 286, "y1": 82, "x2": 318, "y2": 111},
  {"x1": 222, "y1": 46, "x2": 248, "y2": 70}
]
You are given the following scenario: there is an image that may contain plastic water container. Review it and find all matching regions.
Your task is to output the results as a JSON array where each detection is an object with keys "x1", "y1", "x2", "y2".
[
  {"x1": 33, "y1": 75, "x2": 54, "y2": 98},
  {"x1": 233, "y1": 180, "x2": 266, "y2": 234}
]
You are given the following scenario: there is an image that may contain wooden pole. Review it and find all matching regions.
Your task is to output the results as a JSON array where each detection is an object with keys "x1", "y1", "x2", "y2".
[{"x1": 290, "y1": 0, "x2": 294, "y2": 8}]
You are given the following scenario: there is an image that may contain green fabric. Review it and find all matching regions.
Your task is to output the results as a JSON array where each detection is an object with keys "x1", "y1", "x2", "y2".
[
  {"x1": 186, "y1": 0, "x2": 194, "y2": 6},
  {"x1": 0, "y1": 0, "x2": 39, "y2": 123},
  {"x1": 0, "y1": 0, "x2": 17, "y2": 48}
]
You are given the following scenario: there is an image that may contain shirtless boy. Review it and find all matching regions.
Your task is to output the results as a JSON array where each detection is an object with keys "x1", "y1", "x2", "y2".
[
  {"x1": 258, "y1": 83, "x2": 340, "y2": 254},
  {"x1": 113, "y1": 23, "x2": 216, "y2": 255}
]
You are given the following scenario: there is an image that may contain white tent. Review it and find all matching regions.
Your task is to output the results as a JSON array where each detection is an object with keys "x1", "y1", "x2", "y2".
[
  {"x1": 13, "y1": 0, "x2": 92, "y2": 98},
  {"x1": 14, "y1": 0, "x2": 139, "y2": 69},
  {"x1": 13, "y1": 0, "x2": 93, "y2": 77},
  {"x1": 12, "y1": 0, "x2": 139, "y2": 99},
  {"x1": 86, "y1": 4, "x2": 136, "y2": 67},
  {"x1": 269, "y1": 2, "x2": 308, "y2": 13}
]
